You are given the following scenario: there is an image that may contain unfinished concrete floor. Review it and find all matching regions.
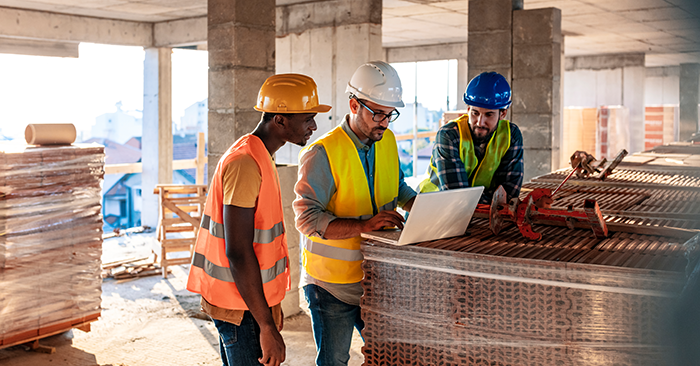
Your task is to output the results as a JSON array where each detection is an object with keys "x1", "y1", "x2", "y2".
[{"x1": 0, "y1": 263, "x2": 364, "y2": 366}]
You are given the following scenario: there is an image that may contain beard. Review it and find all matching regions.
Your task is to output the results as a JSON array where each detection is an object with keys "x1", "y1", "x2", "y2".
[
  {"x1": 369, "y1": 127, "x2": 387, "y2": 142},
  {"x1": 471, "y1": 126, "x2": 494, "y2": 145}
]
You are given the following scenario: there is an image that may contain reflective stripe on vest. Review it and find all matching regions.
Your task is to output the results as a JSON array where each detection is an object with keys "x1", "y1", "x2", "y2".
[
  {"x1": 192, "y1": 252, "x2": 287, "y2": 283},
  {"x1": 420, "y1": 115, "x2": 511, "y2": 193},
  {"x1": 299, "y1": 125, "x2": 399, "y2": 284},
  {"x1": 186, "y1": 134, "x2": 290, "y2": 310},
  {"x1": 201, "y1": 214, "x2": 284, "y2": 244}
]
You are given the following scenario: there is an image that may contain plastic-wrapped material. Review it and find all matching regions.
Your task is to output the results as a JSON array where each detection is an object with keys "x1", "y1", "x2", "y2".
[
  {"x1": 360, "y1": 221, "x2": 699, "y2": 366},
  {"x1": 0, "y1": 144, "x2": 104, "y2": 347}
]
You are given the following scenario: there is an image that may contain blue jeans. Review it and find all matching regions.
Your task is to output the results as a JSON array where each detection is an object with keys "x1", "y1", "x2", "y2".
[
  {"x1": 212, "y1": 312, "x2": 264, "y2": 366},
  {"x1": 304, "y1": 284, "x2": 364, "y2": 366}
]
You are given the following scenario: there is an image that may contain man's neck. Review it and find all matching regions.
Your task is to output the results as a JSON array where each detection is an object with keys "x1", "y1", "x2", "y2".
[{"x1": 252, "y1": 123, "x2": 284, "y2": 156}]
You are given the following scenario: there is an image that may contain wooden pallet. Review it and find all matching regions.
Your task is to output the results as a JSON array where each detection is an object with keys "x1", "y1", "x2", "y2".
[
  {"x1": 0, "y1": 312, "x2": 100, "y2": 350},
  {"x1": 154, "y1": 184, "x2": 207, "y2": 278}
]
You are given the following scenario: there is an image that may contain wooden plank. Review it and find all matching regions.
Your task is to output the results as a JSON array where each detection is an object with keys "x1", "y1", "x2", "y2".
[
  {"x1": 196, "y1": 132, "x2": 206, "y2": 185},
  {"x1": 162, "y1": 217, "x2": 196, "y2": 226},
  {"x1": 0, "y1": 313, "x2": 100, "y2": 350},
  {"x1": 163, "y1": 204, "x2": 201, "y2": 214},
  {"x1": 161, "y1": 199, "x2": 200, "y2": 228},
  {"x1": 163, "y1": 225, "x2": 196, "y2": 233},
  {"x1": 164, "y1": 245, "x2": 193, "y2": 253},
  {"x1": 162, "y1": 238, "x2": 196, "y2": 248},
  {"x1": 166, "y1": 196, "x2": 206, "y2": 204},
  {"x1": 162, "y1": 257, "x2": 192, "y2": 265}
]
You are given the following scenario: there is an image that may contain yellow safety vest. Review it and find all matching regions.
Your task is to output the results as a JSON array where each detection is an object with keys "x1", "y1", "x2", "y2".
[
  {"x1": 300, "y1": 125, "x2": 399, "y2": 284},
  {"x1": 420, "y1": 115, "x2": 511, "y2": 192}
]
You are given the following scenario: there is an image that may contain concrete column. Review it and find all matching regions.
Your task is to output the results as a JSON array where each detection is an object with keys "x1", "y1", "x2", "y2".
[
  {"x1": 467, "y1": 0, "x2": 516, "y2": 82},
  {"x1": 277, "y1": 165, "x2": 301, "y2": 317},
  {"x1": 275, "y1": 0, "x2": 383, "y2": 163},
  {"x1": 679, "y1": 63, "x2": 700, "y2": 140},
  {"x1": 207, "y1": 0, "x2": 276, "y2": 181},
  {"x1": 142, "y1": 47, "x2": 173, "y2": 228},
  {"x1": 456, "y1": 58, "x2": 469, "y2": 110},
  {"x1": 512, "y1": 8, "x2": 562, "y2": 181},
  {"x1": 623, "y1": 65, "x2": 646, "y2": 153}
]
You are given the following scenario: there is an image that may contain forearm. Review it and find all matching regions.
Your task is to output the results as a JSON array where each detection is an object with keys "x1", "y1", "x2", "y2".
[
  {"x1": 322, "y1": 218, "x2": 365, "y2": 240},
  {"x1": 222, "y1": 205, "x2": 276, "y2": 330},
  {"x1": 227, "y1": 253, "x2": 276, "y2": 330}
]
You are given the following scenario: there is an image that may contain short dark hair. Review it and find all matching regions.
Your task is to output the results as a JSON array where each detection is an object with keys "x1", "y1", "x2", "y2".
[{"x1": 261, "y1": 112, "x2": 294, "y2": 123}]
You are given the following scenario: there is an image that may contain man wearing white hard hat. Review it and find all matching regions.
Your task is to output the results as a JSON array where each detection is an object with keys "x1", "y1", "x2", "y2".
[{"x1": 293, "y1": 61, "x2": 417, "y2": 366}]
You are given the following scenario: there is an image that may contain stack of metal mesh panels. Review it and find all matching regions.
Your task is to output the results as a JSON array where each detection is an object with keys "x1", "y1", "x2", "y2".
[
  {"x1": 361, "y1": 150, "x2": 700, "y2": 366},
  {"x1": 0, "y1": 144, "x2": 104, "y2": 347}
]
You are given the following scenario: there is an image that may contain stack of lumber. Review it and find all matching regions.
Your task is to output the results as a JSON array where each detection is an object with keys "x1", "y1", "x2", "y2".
[{"x1": 0, "y1": 144, "x2": 104, "y2": 348}]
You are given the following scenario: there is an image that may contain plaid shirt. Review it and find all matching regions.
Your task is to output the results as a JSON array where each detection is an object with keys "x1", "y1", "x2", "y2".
[{"x1": 432, "y1": 120, "x2": 524, "y2": 204}]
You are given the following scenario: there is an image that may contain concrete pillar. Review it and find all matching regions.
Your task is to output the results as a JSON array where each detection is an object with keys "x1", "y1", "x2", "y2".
[
  {"x1": 467, "y1": 0, "x2": 515, "y2": 82},
  {"x1": 275, "y1": 0, "x2": 383, "y2": 163},
  {"x1": 277, "y1": 165, "x2": 301, "y2": 317},
  {"x1": 456, "y1": 58, "x2": 469, "y2": 110},
  {"x1": 679, "y1": 63, "x2": 700, "y2": 140},
  {"x1": 623, "y1": 65, "x2": 646, "y2": 153},
  {"x1": 512, "y1": 8, "x2": 562, "y2": 180},
  {"x1": 207, "y1": 0, "x2": 276, "y2": 181},
  {"x1": 142, "y1": 47, "x2": 173, "y2": 228}
]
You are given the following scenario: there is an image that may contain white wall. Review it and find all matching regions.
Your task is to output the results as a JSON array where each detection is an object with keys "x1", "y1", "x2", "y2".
[
  {"x1": 564, "y1": 69, "x2": 622, "y2": 108},
  {"x1": 645, "y1": 67, "x2": 680, "y2": 106}
]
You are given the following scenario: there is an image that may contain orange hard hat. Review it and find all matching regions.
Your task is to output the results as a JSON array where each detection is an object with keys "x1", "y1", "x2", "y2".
[{"x1": 254, "y1": 73, "x2": 331, "y2": 113}]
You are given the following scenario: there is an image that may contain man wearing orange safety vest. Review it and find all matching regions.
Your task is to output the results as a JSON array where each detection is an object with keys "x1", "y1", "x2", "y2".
[
  {"x1": 293, "y1": 61, "x2": 417, "y2": 366},
  {"x1": 187, "y1": 74, "x2": 330, "y2": 366},
  {"x1": 419, "y1": 71, "x2": 524, "y2": 204}
]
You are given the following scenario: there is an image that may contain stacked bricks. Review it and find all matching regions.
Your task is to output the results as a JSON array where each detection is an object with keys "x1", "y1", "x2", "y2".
[
  {"x1": 644, "y1": 106, "x2": 676, "y2": 151},
  {"x1": 0, "y1": 144, "x2": 104, "y2": 347},
  {"x1": 361, "y1": 148, "x2": 700, "y2": 365},
  {"x1": 360, "y1": 223, "x2": 695, "y2": 366}
]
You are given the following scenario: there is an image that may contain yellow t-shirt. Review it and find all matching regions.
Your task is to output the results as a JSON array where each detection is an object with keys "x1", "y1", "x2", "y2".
[{"x1": 221, "y1": 153, "x2": 262, "y2": 208}]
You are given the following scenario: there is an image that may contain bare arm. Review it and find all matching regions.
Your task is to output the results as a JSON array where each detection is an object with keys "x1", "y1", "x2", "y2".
[{"x1": 223, "y1": 204, "x2": 285, "y2": 366}]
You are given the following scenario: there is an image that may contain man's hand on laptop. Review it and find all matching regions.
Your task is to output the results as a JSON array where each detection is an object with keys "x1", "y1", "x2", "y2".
[{"x1": 362, "y1": 210, "x2": 405, "y2": 232}]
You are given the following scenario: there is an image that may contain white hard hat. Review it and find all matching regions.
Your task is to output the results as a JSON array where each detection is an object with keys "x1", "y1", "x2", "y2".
[{"x1": 346, "y1": 61, "x2": 405, "y2": 108}]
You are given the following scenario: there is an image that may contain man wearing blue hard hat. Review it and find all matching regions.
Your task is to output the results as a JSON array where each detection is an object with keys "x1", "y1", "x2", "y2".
[{"x1": 419, "y1": 71, "x2": 524, "y2": 204}]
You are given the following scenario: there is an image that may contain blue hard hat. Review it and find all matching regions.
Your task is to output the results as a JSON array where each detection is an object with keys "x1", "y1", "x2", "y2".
[{"x1": 463, "y1": 72, "x2": 512, "y2": 109}]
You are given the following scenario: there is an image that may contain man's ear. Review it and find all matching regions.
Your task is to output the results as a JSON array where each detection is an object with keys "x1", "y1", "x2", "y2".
[
  {"x1": 500, "y1": 109, "x2": 508, "y2": 120},
  {"x1": 349, "y1": 98, "x2": 359, "y2": 113},
  {"x1": 273, "y1": 114, "x2": 286, "y2": 127}
]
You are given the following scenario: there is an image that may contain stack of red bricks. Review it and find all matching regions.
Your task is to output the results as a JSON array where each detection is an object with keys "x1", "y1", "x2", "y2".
[{"x1": 0, "y1": 144, "x2": 104, "y2": 347}]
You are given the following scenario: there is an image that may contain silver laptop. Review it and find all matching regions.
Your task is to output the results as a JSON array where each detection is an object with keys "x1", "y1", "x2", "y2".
[{"x1": 363, "y1": 186, "x2": 484, "y2": 246}]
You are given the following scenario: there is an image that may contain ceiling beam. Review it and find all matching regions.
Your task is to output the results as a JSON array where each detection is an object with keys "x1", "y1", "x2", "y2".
[
  {"x1": 385, "y1": 42, "x2": 468, "y2": 63},
  {"x1": 0, "y1": 6, "x2": 152, "y2": 47},
  {"x1": 154, "y1": 16, "x2": 206, "y2": 48},
  {"x1": 0, "y1": 36, "x2": 79, "y2": 58}
]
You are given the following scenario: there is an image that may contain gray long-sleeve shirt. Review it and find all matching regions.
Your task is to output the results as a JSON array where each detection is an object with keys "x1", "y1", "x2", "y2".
[{"x1": 293, "y1": 115, "x2": 417, "y2": 305}]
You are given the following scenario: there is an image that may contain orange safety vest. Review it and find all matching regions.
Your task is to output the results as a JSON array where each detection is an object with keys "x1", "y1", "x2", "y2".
[{"x1": 186, "y1": 134, "x2": 290, "y2": 310}]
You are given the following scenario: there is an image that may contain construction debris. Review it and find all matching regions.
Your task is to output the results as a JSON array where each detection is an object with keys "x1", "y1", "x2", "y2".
[{"x1": 101, "y1": 251, "x2": 171, "y2": 280}]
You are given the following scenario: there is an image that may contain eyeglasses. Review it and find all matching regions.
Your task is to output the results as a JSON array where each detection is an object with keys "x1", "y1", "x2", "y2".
[{"x1": 355, "y1": 98, "x2": 400, "y2": 123}]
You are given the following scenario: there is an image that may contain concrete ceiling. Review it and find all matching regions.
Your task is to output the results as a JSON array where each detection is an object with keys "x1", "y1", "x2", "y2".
[{"x1": 0, "y1": 0, "x2": 698, "y2": 66}]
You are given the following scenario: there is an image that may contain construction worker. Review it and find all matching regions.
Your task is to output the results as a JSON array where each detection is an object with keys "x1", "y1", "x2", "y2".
[
  {"x1": 293, "y1": 61, "x2": 417, "y2": 366},
  {"x1": 187, "y1": 74, "x2": 330, "y2": 366},
  {"x1": 419, "y1": 71, "x2": 524, "y2": 204}
]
